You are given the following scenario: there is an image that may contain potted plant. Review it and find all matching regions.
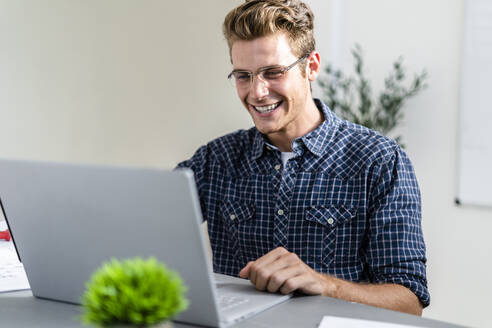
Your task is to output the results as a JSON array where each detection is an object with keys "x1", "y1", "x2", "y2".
[
  {"x1": 81, "y1": 257, "x2": 188, "y2": 327},
  {"x1": 318, "y1": 44, "x2": 428, "y2": 146}
]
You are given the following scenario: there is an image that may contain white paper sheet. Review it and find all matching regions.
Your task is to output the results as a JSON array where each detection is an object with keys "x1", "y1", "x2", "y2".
[
  {"x1": 0, "y1": 221, "x2": 31, "y2": 292},
  {"x1": 318, "y1": 316, "x2": 424, "y2": 328}
]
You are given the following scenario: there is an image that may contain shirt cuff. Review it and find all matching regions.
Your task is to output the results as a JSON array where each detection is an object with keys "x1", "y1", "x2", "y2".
[{"x1": 374, "y1": 273, "x2": 430, "y2": 308}]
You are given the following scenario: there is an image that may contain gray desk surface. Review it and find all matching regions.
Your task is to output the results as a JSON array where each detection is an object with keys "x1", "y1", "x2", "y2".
[{"x1": 0, "y1": 290, "x2": 466, "y2": 328}]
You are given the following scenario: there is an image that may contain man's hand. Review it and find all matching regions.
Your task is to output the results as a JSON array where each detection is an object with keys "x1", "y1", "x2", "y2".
[
  {"x1": 238, "y1": 247, "x2": 423, "y2": 316},
  {"x1": 238, "y1": 247, "x2": 332, "y2": 295}
]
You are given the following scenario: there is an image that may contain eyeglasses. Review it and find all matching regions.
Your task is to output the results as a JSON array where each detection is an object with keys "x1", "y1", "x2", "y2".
[{"x1": 227, "y1": 53, "x2": 309, "y2": 89}]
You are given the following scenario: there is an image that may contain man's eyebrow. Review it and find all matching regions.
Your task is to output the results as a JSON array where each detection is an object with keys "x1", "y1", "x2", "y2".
[
  {"x1": 231, "y1": 64, "x2": 284, "y2": 73},
  {"x1": 260, "y1": 64, "x2": 283, "y2": 69},
  {"x1": 230, "y1": 68, "x2": 251, "y2": 73}
]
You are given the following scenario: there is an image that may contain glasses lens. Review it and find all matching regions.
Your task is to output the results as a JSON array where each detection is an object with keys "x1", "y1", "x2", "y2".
[
  {"x1": 227, "y1": 75, "x2": 237, "y2": 88},
  {"x1": 231, "y1": 71, "x2": 252, "y2": 88},
  {"x1": 260, "y1": 68, "x2": 285, "y2": 81}
]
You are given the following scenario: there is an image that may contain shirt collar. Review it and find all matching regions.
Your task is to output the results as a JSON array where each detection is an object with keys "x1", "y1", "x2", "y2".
[
  {"x1": 251, "y1": 98, "x2": 338, "y2": 159},
  {"x1": 299, "y1": 98, "x2": 339, "y2": 157},
  {"x1": 251, "y1": 129, "x2": 282, "y2": 160},
  {"x1": 252, "y1": 129, "x2": 267, "y2": 160}
]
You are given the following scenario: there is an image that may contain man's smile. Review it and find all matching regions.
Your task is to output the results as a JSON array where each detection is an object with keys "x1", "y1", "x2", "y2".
[{"x1": 250, "y1": 100, "x2": 283, "y2": 114}]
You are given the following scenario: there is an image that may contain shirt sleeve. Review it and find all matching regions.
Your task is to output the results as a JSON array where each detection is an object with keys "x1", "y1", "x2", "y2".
[
  {"x1": 364, "y1": 147, "x2": 430, "y2": 307},
  {"x1": 175, "y1": 145, "x2": 211, "y2": 222}
]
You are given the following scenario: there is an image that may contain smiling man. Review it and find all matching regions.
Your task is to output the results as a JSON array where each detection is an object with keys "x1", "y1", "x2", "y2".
[{"x1": 177, "y1": 0, "x2": 429, "y2": 315}]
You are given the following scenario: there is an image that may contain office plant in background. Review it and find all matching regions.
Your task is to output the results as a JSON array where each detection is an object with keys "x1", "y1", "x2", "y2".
[
  {"x1": 318, "y1": 44, "x2": 428, "y2": 146},
  {"x1": 81, "y1": 257, "x2": 188, "y2": 327}
]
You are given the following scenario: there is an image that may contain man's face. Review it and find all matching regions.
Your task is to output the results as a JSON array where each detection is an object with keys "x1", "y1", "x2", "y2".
[{"x1": 230, "y1": 33, "x2": 315, "y2": 138}]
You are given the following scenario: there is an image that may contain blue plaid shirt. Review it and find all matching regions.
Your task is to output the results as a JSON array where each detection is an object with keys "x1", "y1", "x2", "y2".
[{"x1": 177, "y1": 99, "x2": 429, "y2": 307}]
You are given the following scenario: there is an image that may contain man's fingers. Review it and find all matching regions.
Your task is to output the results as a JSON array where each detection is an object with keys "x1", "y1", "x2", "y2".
[
  {"x1": 250, "y1": 249, "x2": 300, "y2": 291},
  {"x1": 279, "y1": 275, "x2": 308, "y2": 294},
  {"x1": 266, "y1": 264, "x2": 303, "y2": 293},
  {"x1": 264, "y1": 253, "x2": 308, "y2": 293},
  {"x1": 239, "y1": 261, "x2": 254, "y2": 278},
  {"x1": 241, "y1": 249, "x2": 326, "y2": 295},
  {"x1": 251, "y1": 257, "x2": 291, "y2": 291},
  {"x1": 244, "y1": 247, "x2": 289, "y2": 290},
  {"x1": 252, "y1": 247, "x2": 289, "y2": 269},
  {"x1": 280, "y1": 271, "x2": 326, "y2": 295}
]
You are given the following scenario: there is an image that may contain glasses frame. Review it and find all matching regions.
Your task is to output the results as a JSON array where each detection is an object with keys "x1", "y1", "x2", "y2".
[{"x1": 227, "y1": 53, "x2": 310, "y2": 88}]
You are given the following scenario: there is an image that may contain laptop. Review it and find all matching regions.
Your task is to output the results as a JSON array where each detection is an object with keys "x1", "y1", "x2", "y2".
[{"x1": 0, "y1": 159, "x2": 291, "y2": 327}]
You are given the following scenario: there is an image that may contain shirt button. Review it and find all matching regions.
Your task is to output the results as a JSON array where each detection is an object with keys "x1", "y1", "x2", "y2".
[
  {"x1": 274, "y1": 164, "x2": 281, "y2": 170},
  {"x1": 230, "y1": 214, "x2": 236, "y2": 220},
  {"x1": 327, "y1": 217, "x2": 334, "y2": 225},
  {"x1": 277, "y1": 209, "x2": 284, "y2": 215}
]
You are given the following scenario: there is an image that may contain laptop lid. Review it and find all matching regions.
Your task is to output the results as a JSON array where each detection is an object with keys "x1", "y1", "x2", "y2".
[{"x1": 0, "y1": 159, "x2": 222, "y2": 327}]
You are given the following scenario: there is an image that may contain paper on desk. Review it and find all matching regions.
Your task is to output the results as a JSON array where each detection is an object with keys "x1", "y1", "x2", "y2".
[
  {"x1": 0, "y1": 220, "x2": 31, "y2": 293},
  {"x1": 318, "y1": 316, "x2": 424, "y2": 328}
]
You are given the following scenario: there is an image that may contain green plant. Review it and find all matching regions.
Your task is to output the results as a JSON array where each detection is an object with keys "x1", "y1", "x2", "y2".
[
  {"x1": 317, "y1": 44, "x2": 427, "y2": 145},
  {"x1": 81, "y1": 257, "x2": 188, "y2": 327}
]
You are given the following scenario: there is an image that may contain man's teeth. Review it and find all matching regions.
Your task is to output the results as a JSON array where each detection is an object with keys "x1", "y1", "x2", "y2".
[{"x1": 254, "y1": 102, "x2": 281, "y2": 113}]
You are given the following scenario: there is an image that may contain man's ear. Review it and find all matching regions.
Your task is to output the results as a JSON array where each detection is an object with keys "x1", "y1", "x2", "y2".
[{"x1": 306, "y1": 51, "x2": 321, "y2": 82}]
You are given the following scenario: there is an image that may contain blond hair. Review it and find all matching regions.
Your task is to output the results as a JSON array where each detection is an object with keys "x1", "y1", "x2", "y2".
[{"x1": 223, "y1": 0, "x2": 315, "y2": 61}]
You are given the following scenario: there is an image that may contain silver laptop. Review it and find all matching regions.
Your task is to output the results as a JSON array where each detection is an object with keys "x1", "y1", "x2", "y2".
[{"x1": 0, "y1": 159, "x2": 291, "y2": 327}]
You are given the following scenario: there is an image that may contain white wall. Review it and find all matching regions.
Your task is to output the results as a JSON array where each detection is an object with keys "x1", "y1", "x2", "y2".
[
  {"x1": 1, "y1": 1, "x2": 490, "y2": 327},
  {"x1": 0, "y1": 0, "x2": 247, "y2": 168}
]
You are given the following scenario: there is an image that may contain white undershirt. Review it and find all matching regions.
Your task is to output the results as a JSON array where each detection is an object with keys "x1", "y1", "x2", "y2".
[{"x1": 281, "y1": 152, "x2": 295, "y2": 168}]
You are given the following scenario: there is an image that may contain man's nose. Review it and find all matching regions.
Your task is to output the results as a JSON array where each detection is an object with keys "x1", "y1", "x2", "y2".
[{"x1": 250, "y1": 75, "x2": 269, "y2": 98}]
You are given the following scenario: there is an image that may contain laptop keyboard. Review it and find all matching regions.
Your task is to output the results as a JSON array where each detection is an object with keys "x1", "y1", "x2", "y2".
[{"x1": 218, "y1": 294, "x2": 250, "y2": 311}]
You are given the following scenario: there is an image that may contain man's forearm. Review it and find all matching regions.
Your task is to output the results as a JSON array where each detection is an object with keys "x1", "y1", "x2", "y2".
[{"x1": 320, "y1": 273, "x2": 423, "y2": 316}]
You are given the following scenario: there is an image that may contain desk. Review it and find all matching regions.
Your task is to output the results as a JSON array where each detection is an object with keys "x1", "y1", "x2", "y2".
[{"x1": 0, "y1": 290, "x2": 465, "y2": 328}]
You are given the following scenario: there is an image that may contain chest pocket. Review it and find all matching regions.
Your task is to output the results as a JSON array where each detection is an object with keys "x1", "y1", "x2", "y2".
[
  {"x1": 221, "y1": 200, "x2": 254, "y2": 224},
  {"x1": 303, "y1": 205, "x2": 357, "y2": 270},
  {"x1": 219, "y1": 200, "x2": 257, "y2": 264}
]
